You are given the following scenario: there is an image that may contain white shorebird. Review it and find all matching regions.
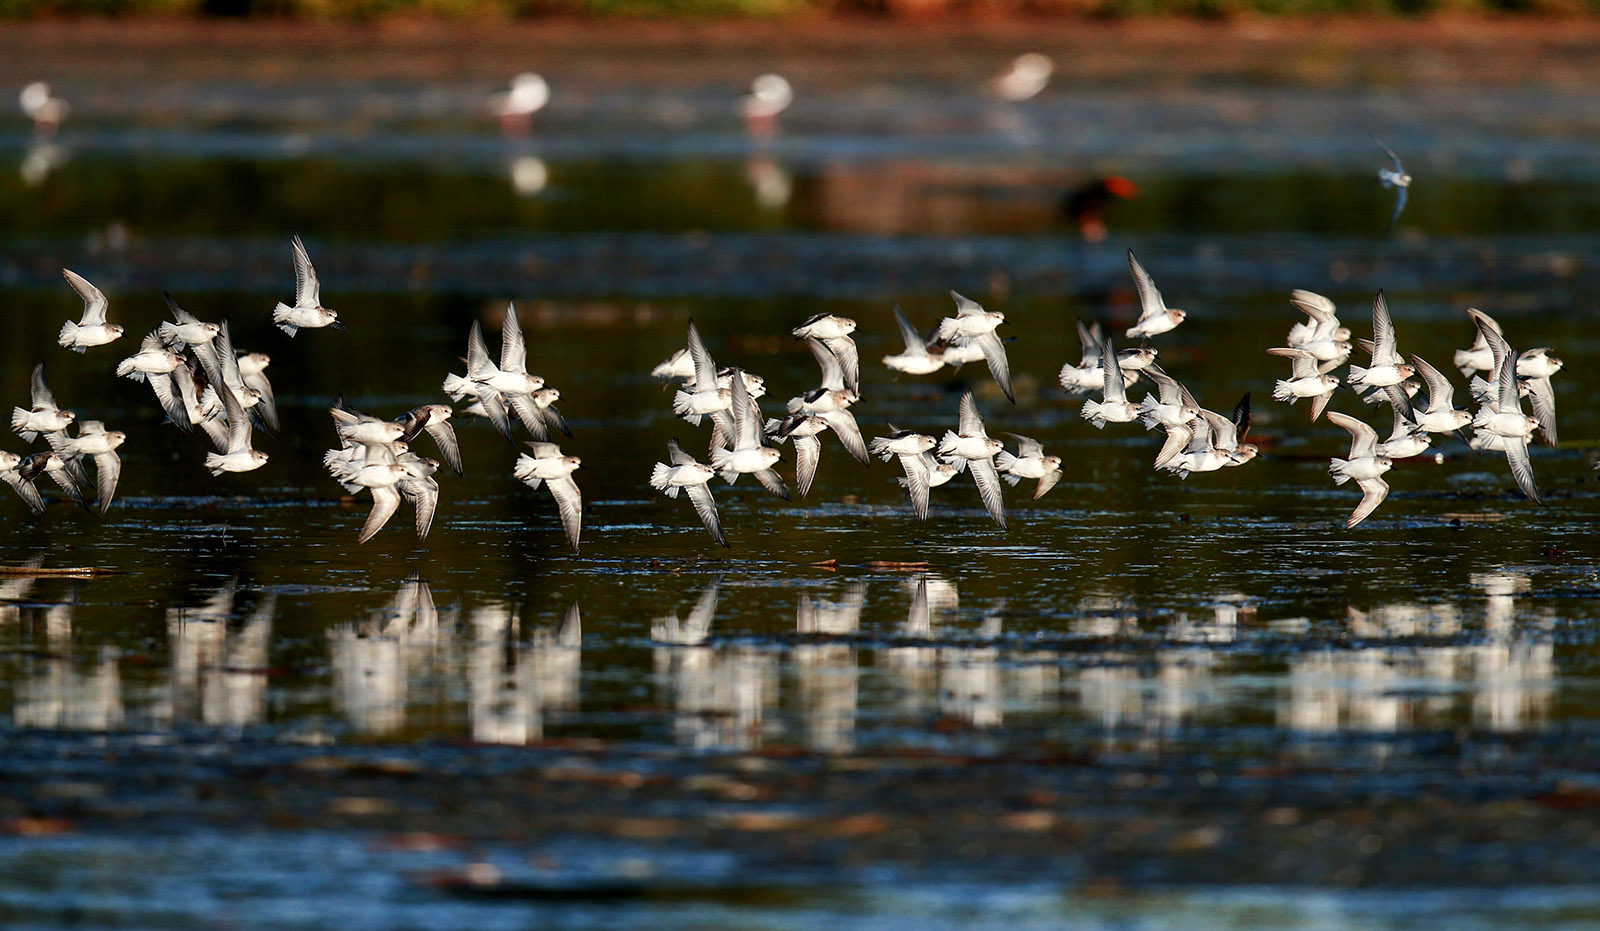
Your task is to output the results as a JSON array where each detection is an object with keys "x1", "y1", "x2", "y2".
[
  {"x1": 1059, "y1": 320, "x2": 1138, "y2": 395},
  {"x1": 672, "y1": 321, "x2": 732, "y2": 429},
  {"x1": 7, "y1": 450, "x2": 81, "y2": 512},
  {"x1": 1348, "y1": 291, "x2": 1416, "y2": 404},
  {"x1": 1267, "y1": 347, "x2": 1339, "y2": 422},
  {"x1": 1516, "y1": 346, "x2": 1562, "y2": 446},
  {"x1": 650, "y1": 438, "x2": 726, "y2": 547},
  {"x1": 1287, "y1": 290, "x2": 1352, "y2": 373},
  {"x1": 393, "y1": 404, "x2": 462, "y2": 475},
  {"x1": 325, "y1": 454, "x2": 407, "y2": 544},
  {"x1": 11, "y1": 363, "x2": 75, "y2": 444},
  {"x1": 1160, "y1": 395, "x2": 1257, "y2": 479},
  {"x1": 883, "y1": 306, "x2": 945, "y2": 376},
  {"x1": 1137, "y1": 363, "x2": 1201, "y2": 469},
  {"x1": 765, "y1": 412, "x2": 828, "y2": 499},
  {"x1": 933, "y1": 292, "x2": 1012, "y2": 402},
  {"x1": 45, "y1": 420, "x2": 124, "y2": 515},
  {"x1": 871, "y1": 424, "x2": 938, "y2": 520},
  {"x1": 1125, "y1": 251, "x2": 1187, "y2": 341},
  {"x1": 711, "y1": 368, "x2": 789, "y2": 500},
  {"x1": 1375, "y1": 139, "x2": 1412, "y2": 229},
  {"x1": 1407, "y1": 354, "x2": 1471, "y2": 436},
  {"x1": 740, "y1": 73, "x2": 792, "y2": 137},
  {"x1": 1466, "y1": 307, "x2": 1541, "y2": 504},
  {"x1": 273, "y1": 236, "x2": 342, "y2": 337},
  {"x1": 57, "y1": 269, "x2": 123, "y2": 352},
  {"x1": 1081, "y1": 335, "x2": 1141, "y2": 428},
  {"x1": 19, "y1": 82, "x2": 68, "y2": 137},
  {"x1": 203, "y1": 384, "x2": 268, "y2": 477},
  {"x1": 159, "y1": 293, "x2": 220, "y2": 348},
  {"x1": 996, "y1": 434, "x2": 1062, "y2": 500},
  {"x1": 792, "y1": 313, "x2": 860, "y2": 393},
  {"x1": 514, "y1": 441, "x2": 583, "y2": 552},
  {"x1": 991, "y1": 53, "x2": 1054, "y2": 102},
  {"x1": 116, "y1": 330, "x2": 184, "y2": 387},
  {"x1": 1375, "y1": 405, "x2": 1430, "y2": 460},
  {"x1": 1326, "y1": 410, "x2": 1393, "y2": 528},
  {"x1": 236, "y1": 350, "x2": 279, "y2": 433},
  {"x1": 493, "y1": 73, "x2": 550, "y2": 135},
  {"x1": 938, "y1": 391, "x2": 1006, "y2": 530}
]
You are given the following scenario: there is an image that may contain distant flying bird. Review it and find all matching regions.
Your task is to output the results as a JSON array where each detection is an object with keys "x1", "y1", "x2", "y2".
[{"x1": 1375, "y1": 139, "x2": 1412, "y2": 230}]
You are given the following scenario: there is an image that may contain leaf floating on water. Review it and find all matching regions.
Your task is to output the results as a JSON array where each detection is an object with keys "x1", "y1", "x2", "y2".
[{"x1": 809, "y1": 558, "x2": 838, "y2": 570}]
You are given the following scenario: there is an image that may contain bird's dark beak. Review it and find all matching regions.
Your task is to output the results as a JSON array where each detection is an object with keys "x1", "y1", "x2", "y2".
[{"x1": 331, "y1": 320, "x2": 347, "y2": 332}]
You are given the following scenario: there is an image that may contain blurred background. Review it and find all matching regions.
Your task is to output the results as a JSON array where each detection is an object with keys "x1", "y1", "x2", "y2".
[{"x1": 3, "y1": 14, "x2": 1600, "y2": 930}]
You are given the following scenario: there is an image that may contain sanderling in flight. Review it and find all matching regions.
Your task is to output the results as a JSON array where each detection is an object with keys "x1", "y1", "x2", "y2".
[
  {"x1": 938, "y1": 390, "x2": 1006, "y2": 529},
  {"x1": 203, "y1": 381, "x2": 268, "y2": 476},
  {"x1": 272, "y1": 235, "x2": 343, "y2": 337},
  {"x1": 235, "y1": 349, "x2": 279, "y2": 433},
  {"x1": 45, "y1": 420, "x2": 124, "y2": 515},
  {"x1": 1125, "y1": 251, "x2": 1187, "y2": 341},
  {"x1": 1347, "y1": 291, "x2": 1416, "y2": 417},
  {"x1": 1081, "y1": 335, "x2": 1141, "y2": 428},
  {"x1": 711, "y1": 368, "x2": 789, "y2": 500},
  {"x1": 1466, "y1": 307, "x2": 1541, "y2": 503},
  {"x1": 792, "y1": 313, "x2": 860, "y2": 393},
  {"x1": 1287, "y1": 290, "x2": 1352, "y2": 373},
  {"x1": 393, "y1": 404, "x2": 462, "y2": 475},
  {"x1": 57, "y1": 269, "x2": 123, "y2": 353},
  {"x1": 672, "y1": 321, "x2": 733, "y2": 430},
  {"x1": 1137, "y1": 363, "x2": 1202, "y2": 469},
  {"x1": 871, "y1": 423, "x2": 938, "y2": 520},
  {"x1": 934, "y1": 291, "x2": 1012, "y2": 402},
  {"x1": 514, "y1": 441, "x2": 583, "y2": 552},
  {"x1": 11, "y1": 363, "x2": 75, "y2": 444},
  {"x1": 1406, "y1": 353, "x2": 1472, "y2": 437},
  {"x1": 997, "y1": 433, "x2": 1062, "y2": 500},
  {"x1": 883, "y1": 306, "x2": 945, "y2": 376},
  {"x1": 159, "y1": 293, "x2": 220, "y2": 348},
  {"x1": 1268, "y1": 347, "x2": 1340, "y2": 422},
  {"x1": 1326, "y1": 410, "x2": 1393, "y2": 528},
  {"x1": 650, "y1": 438, "x2": 727, "y2": 546}
]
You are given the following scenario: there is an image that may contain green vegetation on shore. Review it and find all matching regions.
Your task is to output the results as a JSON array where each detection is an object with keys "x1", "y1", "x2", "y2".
[{"x1": 0, "y1": 0, "x2": 1594, "y2": 19}]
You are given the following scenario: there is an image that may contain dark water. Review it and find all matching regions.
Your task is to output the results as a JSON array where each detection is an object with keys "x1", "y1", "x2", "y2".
[{"x1": 3, "y1": 86, "x2": 1600, "y2": 926}]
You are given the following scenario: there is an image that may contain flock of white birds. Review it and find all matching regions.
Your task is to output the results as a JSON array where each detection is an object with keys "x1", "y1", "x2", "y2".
[{"x1": 0, "y1": 237, "x2": 1565, "y2": 546}]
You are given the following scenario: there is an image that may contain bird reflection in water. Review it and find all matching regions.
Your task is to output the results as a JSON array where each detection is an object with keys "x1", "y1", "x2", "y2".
[
  {"x1": 653, "y1": 578, "x2": 775, "y2": 750},
  {"x1": 466, "y1": 600, "x2": 581, "y2": 746}
]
